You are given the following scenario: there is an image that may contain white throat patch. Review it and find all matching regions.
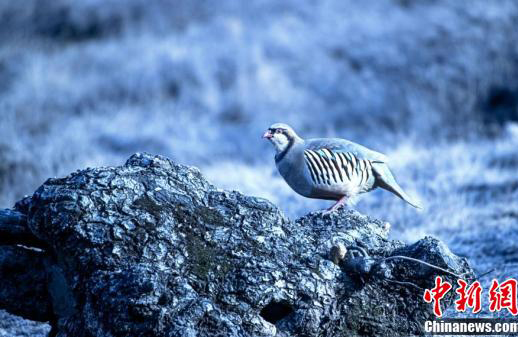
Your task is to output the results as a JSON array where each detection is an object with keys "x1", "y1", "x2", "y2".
[{"x1": 271, "y1": 133, "x2": 290, "y2": 153}]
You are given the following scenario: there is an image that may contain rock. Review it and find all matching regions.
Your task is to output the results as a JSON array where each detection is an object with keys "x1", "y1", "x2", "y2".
[
  {"x1": 329, "y1": 243, "x2": 347, "y2": 265},
  {"x1": 0, "y1": 309, "x2": 51, "y2": 337},
  {"x1": 0, "y1": 153, "x2": 474, "y2": 336},
  {"x1": 0, "y1": 246, "x2": 51, "y2": 322}
]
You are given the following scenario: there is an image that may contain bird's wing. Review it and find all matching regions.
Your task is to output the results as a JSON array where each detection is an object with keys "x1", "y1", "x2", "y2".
[{"x1": 305, "y1": 138, "x2": 388, "y2": 163}]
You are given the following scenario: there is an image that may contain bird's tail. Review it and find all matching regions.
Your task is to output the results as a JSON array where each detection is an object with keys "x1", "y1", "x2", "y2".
[{"x1": 372, "y1": 162, "x2": 422, "y2": 209}]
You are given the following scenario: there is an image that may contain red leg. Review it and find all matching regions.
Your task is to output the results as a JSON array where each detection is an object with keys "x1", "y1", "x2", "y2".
[{"x1": 324, "y1": 195, "x2": 348, "y2": 213}]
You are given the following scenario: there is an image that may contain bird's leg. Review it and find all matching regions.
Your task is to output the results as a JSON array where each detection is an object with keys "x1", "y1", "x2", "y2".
[{"x1": 324, "y1": 195, "x2": 348, "y2": 213}]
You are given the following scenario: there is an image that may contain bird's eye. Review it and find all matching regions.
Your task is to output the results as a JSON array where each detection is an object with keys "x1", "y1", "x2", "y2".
[{"x1": 275, "y1": 129, "x2": 282, "y2": 134}]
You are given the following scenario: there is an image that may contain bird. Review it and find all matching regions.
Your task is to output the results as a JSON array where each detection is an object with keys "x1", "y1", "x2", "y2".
[{"x1": 262, "y1": 123, "x2": 422, "y2": 212}]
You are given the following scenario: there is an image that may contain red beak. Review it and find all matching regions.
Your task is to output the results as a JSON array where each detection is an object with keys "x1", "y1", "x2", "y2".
[{"x1": 263, "y1": 130, "x2": 273, "y2": 139}]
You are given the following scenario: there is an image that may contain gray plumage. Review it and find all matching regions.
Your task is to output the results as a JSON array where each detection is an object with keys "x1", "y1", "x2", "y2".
[{"x1": 263, "y1": 123, "x2": 421, "y2": 211}]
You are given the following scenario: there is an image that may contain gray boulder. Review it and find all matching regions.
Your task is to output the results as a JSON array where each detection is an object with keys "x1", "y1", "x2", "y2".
[{"x1": 0, "y1": 153, "x2": 473, "y2": 336}]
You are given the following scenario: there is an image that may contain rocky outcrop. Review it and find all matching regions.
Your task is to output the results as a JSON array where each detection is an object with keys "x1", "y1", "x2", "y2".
[{"x1": 0, "y1": 153, "x2": 473, "y2": 336}]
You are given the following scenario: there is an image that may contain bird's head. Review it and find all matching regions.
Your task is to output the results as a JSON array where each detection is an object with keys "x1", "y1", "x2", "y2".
[{"x1": 263, "y1": 123, "x2": 301, "y2": 154}]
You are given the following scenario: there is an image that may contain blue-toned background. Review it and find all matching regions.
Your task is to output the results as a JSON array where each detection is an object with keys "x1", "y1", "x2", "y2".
[{"x1": 1, "y1": 0, "x2": 517, "y2": 334}]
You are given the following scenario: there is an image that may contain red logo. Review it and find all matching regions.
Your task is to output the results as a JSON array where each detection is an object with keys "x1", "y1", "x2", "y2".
[
  {"x1": 424, "y1": 277, "x2": 518, "y2": 317},
  {"x1": 424, "y1": 276, "x2": 453, "y2": 317},
  {"x1": 455, "y1": 279, "x2": 482, "y2": 313},
  {"x1": 489, "y1": 279, "x2": 518, "y2": 315}
]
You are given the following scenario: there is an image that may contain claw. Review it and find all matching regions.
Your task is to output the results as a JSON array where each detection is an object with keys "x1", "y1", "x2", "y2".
[{"x1": 323, "y1": 196, "x2": 348, "y2": 214}]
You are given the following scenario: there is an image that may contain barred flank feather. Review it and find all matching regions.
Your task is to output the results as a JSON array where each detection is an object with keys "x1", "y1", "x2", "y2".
[{"x1": 303, "y1": 149, "x2": 373, "y2": 192}]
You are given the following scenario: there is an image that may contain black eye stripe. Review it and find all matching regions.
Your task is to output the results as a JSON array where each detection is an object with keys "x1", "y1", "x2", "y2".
[{"x1": 269, "y1": 127, "x2": 290, "y2": 136}]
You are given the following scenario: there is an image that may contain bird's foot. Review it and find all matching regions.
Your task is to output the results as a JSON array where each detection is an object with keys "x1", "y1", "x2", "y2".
[
  {"x1": 322, "y1": 208, "x2": 339, "y2": 215},
  {"x1": 323, "y1": 196, "x2": 348, "y2": 215}
]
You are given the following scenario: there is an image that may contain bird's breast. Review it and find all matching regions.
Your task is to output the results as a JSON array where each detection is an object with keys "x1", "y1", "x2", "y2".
[{"x1": 276, "y1": 156, "x2": 314, "y2": 198}]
